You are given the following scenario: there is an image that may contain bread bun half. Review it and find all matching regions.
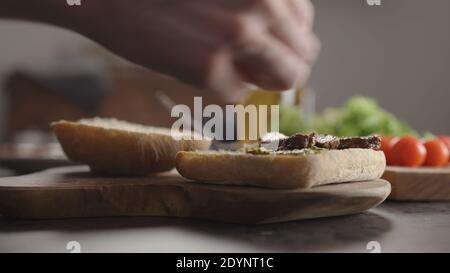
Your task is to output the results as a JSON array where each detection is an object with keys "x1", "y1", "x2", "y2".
[
  {"x1": 176, "y1": 149, "x2": 386, "y2": 189},
  {"x1": 52, "y1": 118, "x2": 210, "y2": 176}
]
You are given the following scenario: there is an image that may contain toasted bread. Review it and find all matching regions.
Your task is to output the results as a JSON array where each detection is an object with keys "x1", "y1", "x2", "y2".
[
  {"x1": 176, "y1": 149, "x2": 386, "y2": 189},
  {"x1": 52, "y1": 118, "x2": 210, "y2": 175}
]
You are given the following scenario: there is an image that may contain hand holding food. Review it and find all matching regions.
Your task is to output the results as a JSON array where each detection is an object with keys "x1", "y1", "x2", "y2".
[{"x1": 1, "y1": 0, "x2": 319, "y2": 102}]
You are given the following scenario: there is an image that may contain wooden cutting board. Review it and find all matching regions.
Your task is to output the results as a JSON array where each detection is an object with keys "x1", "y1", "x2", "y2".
[
  {"x1": 383, "y1": 166, "x2": 450, "y2": 201},
  {"x1": 0, "y1": 166, "x2": 391, "y2": 224}
]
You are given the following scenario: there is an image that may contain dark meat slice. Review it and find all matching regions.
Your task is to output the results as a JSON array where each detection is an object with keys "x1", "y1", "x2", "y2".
[
  {"x1": 276, "y1": 133, "x2": 381, "y2": 151},
  {"x1": 337, "y1": 136, "x2": 381, "y2": 150},
  {"x1": 277, "y1": 133, "x2": 315, "y2": 150}
]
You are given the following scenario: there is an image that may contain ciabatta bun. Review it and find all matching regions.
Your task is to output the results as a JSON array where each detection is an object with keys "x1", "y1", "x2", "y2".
[
  {"x1": 52, "y1": 118, "x2": 210, "y2": 176},
  {"x1": 176, "y1": 149, "x2": 386, "y2": 189}
]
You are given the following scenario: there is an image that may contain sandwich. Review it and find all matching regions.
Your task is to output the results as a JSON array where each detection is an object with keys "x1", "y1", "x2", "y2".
[
  {"x1": 176, "y1": 133, "x2": 386, "y2": 189},
  {"x1": 52, "y1": 118, "x2": 210, "y2": 176}
]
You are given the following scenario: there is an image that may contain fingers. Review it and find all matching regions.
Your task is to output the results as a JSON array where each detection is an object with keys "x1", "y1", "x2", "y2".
[
  {"x1": 286, "y1": 0, "x2": 315, "y2": 29},
  {"x1": 286, "y1": 0, "x2": 321, "y2": 62},
  {"x1": 156, "y1": 40, "x2": 246, "y2": 102},
  {"x1": 204, "y1": 48, "x2": 248, "y2": 103},
  {"x1": 155, "y1": 3, "x2": 248, "y2": 102},
  {"x1": 233, "y1": 30, "x2": 311, "y2": 90},
  {"x1": 182, "y1": 3, "x2": 313, "y2": 91},
  {"x1": 256, "y1": 0, "x2": 320, "y2": 65},
  {"x1": 206, "y1": 0, "x2": 320, "y2": 65},
  {"x1": 147, "y1": 0, "x2": 320, "y2": 97}
]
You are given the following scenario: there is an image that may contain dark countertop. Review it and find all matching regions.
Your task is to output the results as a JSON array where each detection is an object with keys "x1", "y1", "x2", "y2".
[
  {"x1": 1, "y1": 202, "x2": 449, "y2": 253},
  {"x1": 0, "y1": 167, "x2": 15, "y2": 178}
]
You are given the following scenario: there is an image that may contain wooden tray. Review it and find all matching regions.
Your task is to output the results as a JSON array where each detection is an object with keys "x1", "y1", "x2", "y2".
[
  {"x1": 0, "y1": 166, "x2": 391, "y2": 224},
  {"x1": 383, "y1": 166, "x2": 450, "y2": 201}
]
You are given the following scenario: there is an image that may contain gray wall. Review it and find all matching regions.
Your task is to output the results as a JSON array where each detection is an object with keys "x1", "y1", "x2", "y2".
[
  {"x1": 0, "y1": 0, "x2": 449, "y2": 136},
  {"x1": 311, "y1": 0, "x2": 450, "y2": 134}
]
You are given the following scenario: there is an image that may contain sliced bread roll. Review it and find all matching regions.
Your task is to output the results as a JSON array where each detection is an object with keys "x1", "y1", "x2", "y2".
[
  {"x1": 176, "y1": 149, "x2": 386, "y2": 189},
  {"x1": 52, "y1": 118, "x2": 210, "y2": 176}
]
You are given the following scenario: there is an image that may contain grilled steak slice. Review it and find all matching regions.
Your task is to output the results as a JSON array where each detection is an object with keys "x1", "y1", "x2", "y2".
[
  {"x1": 276, "y1": 133, "x2": 381, "y2": 151},
  {"x1": 337, "y1": 136, "x2": 381, "y2": 150},
  {"x1": 278, "y1": 133, "x2": 316, "y2": 150}
]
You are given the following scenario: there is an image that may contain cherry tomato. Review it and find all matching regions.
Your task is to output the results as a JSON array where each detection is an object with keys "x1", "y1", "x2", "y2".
[
  {"x1": 380, "y1": 135, "x2": 399, "y2": 165},
  {"x1": 437, "y1": 136, "x2": 450, "y2": 162},
  {"x1": 391, "y1": 136, "x2": 426, "y2": 167},
  {"x1": 423, "y1": 139, "x2": 450, "y2": 167}
]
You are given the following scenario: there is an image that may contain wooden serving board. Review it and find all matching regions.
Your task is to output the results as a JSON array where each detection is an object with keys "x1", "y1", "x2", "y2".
[
  {"x1": 0, "y1": 166, "x2": 391, "y2": 224},
  {"x1": 383, "y1": 166, "x2": 450, "y2": 201}
]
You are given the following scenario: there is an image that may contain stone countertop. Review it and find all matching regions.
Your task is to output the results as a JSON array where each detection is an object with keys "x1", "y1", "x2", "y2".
[{"x1": 0, "y1": 202, "x2": 449, "y2": 253}]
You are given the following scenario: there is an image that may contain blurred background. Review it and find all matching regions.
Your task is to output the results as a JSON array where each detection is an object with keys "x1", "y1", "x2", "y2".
[{"x1": 0, "y1": 0, "x2": 449, "y2": 173}]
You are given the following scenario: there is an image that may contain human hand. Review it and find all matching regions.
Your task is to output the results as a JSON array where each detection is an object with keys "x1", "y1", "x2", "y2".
[{"x1": 70, "y1": 0, "x2": 320, "y2": 101}]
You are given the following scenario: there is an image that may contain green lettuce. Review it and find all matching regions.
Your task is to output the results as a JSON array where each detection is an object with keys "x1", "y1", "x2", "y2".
[{"x1": 279, "y1": 95, "x2": 415, "y2": 137}]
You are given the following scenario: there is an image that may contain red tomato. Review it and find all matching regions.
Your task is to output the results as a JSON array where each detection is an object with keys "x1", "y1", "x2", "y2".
[
  {"x1": 423, "y1": 139, "x2": 450, "y2": 167},
  {"x1": 391, "y1": 136, "x2": 426, "y2": 167},
  {"x1": 437, "y1": 136, "x2": 450, "y2": 162},
  {"x1": 380, "y1": 136, "x2": 399, "y2": 165}
]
